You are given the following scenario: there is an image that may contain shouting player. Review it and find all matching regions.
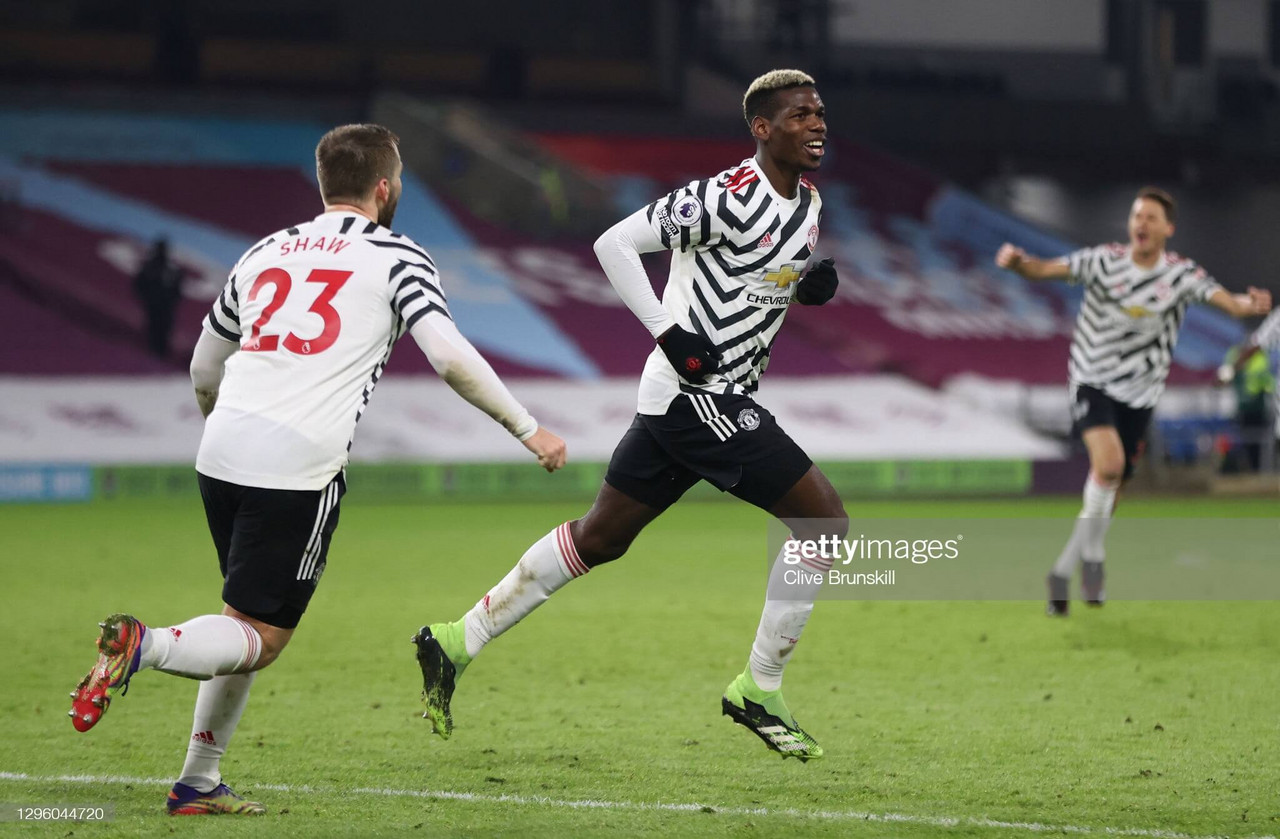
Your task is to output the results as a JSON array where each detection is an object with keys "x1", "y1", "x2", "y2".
[
  {"x1": 996, "y1": 187, "x2": 1271, "y2": 615},
  {"x1": 413, "y1": 69, "x2": 844, "y2": 761},
  {"x1": 68, "y1": 124, "x2": 566, "y2": 814}
]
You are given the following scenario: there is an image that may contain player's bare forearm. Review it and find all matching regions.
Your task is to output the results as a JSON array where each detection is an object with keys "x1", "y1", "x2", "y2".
[
  {"x1": 994, "y1": 243, "x2": 1070, "y2": 281},
  {"x1": 1026, "y1": 258, "x2": 1069, "y2": 280},
  {"x1": 1009, "y1": 255, "x2": 1069, "y2": 281},
  {"x1": 1208, "y1": 287, "x2": 1273, "y2": 319}
]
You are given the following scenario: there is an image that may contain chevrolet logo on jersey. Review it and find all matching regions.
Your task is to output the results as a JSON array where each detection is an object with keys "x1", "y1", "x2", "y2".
[
  {"x1": 1125, "y1": 305, "x2": 1154, "y2": 318},
  {"x1": 764, "y1": 264, "x2": 802, "y2": 288}
]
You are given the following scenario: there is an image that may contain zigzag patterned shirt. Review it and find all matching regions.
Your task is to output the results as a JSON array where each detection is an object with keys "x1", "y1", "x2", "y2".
[
  {"x1": 634, "y1": 156, "x2": 822, "y2": 414},
  {"x1": 197, "y1": 211, "x2": 448, "y2": 490},
  {"x1": 1254, "y1": 309, "x2": 1280, "y2": 351},
  {"x1": 1066, "y1": 243, "x2": 1222, "y2": 409}
]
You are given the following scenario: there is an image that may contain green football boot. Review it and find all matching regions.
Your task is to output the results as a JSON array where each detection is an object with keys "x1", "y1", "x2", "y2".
[
  {"x1": 412, "y1": 621, "x2": 471, "y2": 739},
  {"x1": 722, "y1": 668, "x2": 824, "y2": 761}
]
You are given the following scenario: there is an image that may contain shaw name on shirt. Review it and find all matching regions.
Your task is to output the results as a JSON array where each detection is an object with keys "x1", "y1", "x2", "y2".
[{"x1": 279, "y1": 236, "x2": 352, "y2": 257}]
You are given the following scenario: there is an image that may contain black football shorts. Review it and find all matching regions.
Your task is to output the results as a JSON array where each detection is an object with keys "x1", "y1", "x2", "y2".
[
  {"x1": 604, "y1": 390, "x2": 813, "y2": 511},
  {"x1": 197, "y1": 471, "x2": 346, "y2": 629},
  {"x1": 1070, "y1": 384, "x2": 1154, "y2": 481}
]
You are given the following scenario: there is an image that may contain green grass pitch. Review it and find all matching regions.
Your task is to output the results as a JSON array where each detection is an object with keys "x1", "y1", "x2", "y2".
[{"x1": 1, "y1": 495, "x2": 1277, "y2": 837}]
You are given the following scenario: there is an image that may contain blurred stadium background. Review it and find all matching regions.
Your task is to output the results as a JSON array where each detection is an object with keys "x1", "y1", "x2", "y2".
[
  {"x1": 3, "y1": 3, "x2": 1280, "y2": 835},
  {"x1": 2, "y1": 0, "x2": 1278, "y2": 504}
]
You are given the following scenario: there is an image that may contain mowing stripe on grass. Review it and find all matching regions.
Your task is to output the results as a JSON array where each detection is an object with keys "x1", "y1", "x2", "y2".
[{"x1": 0, "y1": 771, "x2": 1271, "y2": 839}]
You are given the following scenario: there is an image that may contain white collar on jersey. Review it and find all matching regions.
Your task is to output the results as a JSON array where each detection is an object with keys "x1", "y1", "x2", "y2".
[
  {"x1": 746, "y1": 156, "x2": 805, "y2": 206},
  {"x1": 314, "y1": 209, "x2": 381, "y2": 230},
  {"x1": 1125, "y1": 245, "x2": 1169, "y2": 273}
]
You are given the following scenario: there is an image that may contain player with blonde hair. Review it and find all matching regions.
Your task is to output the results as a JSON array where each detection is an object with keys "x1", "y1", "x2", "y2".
[{"x1": 414, "y1": 70, "x2": 843, "y2": 761}]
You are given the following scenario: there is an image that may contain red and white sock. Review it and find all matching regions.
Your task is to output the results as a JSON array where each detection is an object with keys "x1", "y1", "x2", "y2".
[
  {"x1": 749, "y1": 543, "x2": 832, "y2": 691},
  {"x1": 176, "y1": 672, "x2": 256, "y2": 793},
  {"x1": 462, "y1": 522, "x2": 588, "y2": 659},
  {"x1": 138, "y1": 615, "x2": 262, "y2": 679}
]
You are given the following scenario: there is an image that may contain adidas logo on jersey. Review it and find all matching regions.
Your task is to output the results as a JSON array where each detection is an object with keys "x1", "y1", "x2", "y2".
[{"x1": 756, "y1": 232, "x2": 773, "y2": 249}]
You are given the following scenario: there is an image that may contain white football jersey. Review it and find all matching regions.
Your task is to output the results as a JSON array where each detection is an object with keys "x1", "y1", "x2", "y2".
[
  {"x1": 196, "y1": 211, "x2": 449, "y2": 490},
  {"x1": 636, "y1": 157, "x2": 822, "y2": 414}
]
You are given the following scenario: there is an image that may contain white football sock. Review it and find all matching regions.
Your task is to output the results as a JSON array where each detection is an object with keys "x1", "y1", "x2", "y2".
[
  {"x1": 1051, "y1": 519, "x2": 1088, "y2": 578},
  {"x1": 1081, "y1": 471, "x2": 1118, "y2": 517},
  {"x1": 1080, "y1": 472, "x2": 1118, "y2": 561},
  {"x1": 138, "y1": 615, "x2": 262, "y2": 679},
  {"x1": 749, "y1": 543, "x2": 832, "y2": 691},
  {"x1": 463, "y1": 522, "x2": 587, "y2": 659},
  {"x1": 176, "y1": 672, "x2": 256, "y2": 793},
  {"x1": 1052, "y1": 473, "x2": 1119, "y2": 576}
]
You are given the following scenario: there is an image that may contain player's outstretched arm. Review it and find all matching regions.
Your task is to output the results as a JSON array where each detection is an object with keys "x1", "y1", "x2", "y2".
[
  {"x1": 409, "y1": 314, "x2": 566, "y2": 472},
  {"x1": 995, "y1": 243, "x2": 1070, "y2": 281},
  {"x1": 190, "y1": 329, "x2": 239, "y2": 418},
  {"x1": 1207, "y1": 287, "x2": 1273, "y2": 319}
]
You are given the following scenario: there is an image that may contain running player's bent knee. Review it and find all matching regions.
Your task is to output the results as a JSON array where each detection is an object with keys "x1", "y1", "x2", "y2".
[
  {"x1": 228, "y1": 619, "x2": 292, "y2": 672},
  {"x1": 571, "y1": 520, "x2": 634, "y2": 567},
  {"x1": 1098, "y1": 469, "x2": 1124, "y2": 486},
  {"x1": 1092, "y1": 463, "x2": 1124, "y2": 486},
  {"x1": 831, "y1": 510, "x2": 850, "y2": 540},
  {"x1": 577, "y1": 536, "x2": 631, "y2": 567},
  {"x1": 248, "y1": 635, "x2": 289, "y2": 671},
  {"x1": 792, "y1": 510, "x2": 849, "y2": 546}
]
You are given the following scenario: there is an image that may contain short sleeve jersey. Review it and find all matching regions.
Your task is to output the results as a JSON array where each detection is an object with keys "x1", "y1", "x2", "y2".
[{"x1": 1065, "y1": 244, "x2": 1222, "y2": 408}]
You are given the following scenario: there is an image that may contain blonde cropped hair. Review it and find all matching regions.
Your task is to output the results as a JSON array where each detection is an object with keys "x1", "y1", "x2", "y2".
[{"x1": 742, "y1": 69, "x2": 816, "y2": 125}]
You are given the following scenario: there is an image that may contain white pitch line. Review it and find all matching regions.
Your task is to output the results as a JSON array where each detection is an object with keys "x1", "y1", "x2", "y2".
[{"x1": 0, "y1": 771, "x2": 1272, "y2": 839}]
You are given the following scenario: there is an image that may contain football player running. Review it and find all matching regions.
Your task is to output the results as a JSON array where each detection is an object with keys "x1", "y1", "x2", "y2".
[
  {"x1": 414, "y1": 70, "x2": 845, "y2": 761},
  {"x1": 996, "y1": 188, "x2": 1270, "y2": 615},
  {"x1": 68, "y1": 124, "x2": 565, "y2": 814}
]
